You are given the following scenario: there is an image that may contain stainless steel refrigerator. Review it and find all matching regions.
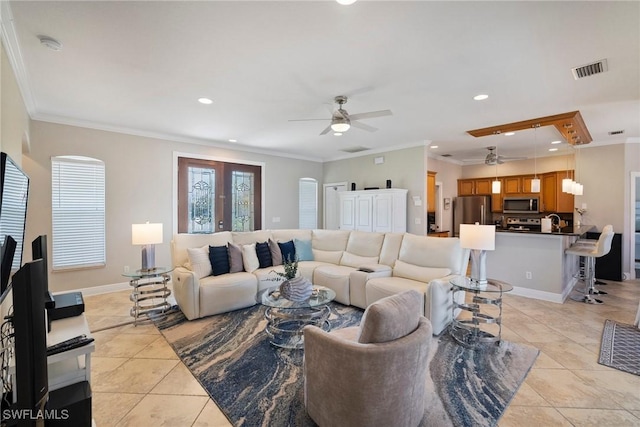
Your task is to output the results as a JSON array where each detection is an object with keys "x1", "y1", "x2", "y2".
[{"x1": 453, "y1": 195, "x2": 492, "y2": 236}]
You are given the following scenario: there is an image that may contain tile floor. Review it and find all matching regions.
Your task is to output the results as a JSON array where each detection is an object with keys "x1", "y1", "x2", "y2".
[{"x1": 85, "y1": 279, "x2": 640, "y2": 427}]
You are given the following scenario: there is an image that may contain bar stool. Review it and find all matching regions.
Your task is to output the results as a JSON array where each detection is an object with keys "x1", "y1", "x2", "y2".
[{"x1": 565, "y1": 225, "x2": 614, "y2": 304}]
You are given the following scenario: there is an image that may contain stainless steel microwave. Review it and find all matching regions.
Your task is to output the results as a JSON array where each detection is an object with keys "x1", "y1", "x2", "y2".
[{"x1": 503, "y1": 197, "x2": 539, "y2": 214}]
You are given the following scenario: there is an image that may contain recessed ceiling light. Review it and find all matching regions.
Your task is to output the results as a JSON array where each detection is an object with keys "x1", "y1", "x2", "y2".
[
  {"x1": 551, "y1": 140, "x2": 562, "y2": 144},
  {"x1": 504, "y1": 132, "x2": 515, "y2": 136},
  {"x1": 228, "y1": 139, "x2": 237, "y2": 143},
  {"x1": 548, "y1": 148, "x2": 559, "y2": 152},
  {"x1": 37, "y1": 35, "x2": 63, "y2": 51},
  {"x1": 473, "y1": 94, "x2": 489, "y2": 101},
  {"x1": 430, "y1": 145, "x2": 438, "y2": 149},
  {"x1": 198, "y1": 98, "x2": 213, "y2": 105},
  {"x1": 333, "y1": 132, "x2": 343, "y2": 136},
  {"x1": 336, "y1": 0, "x2": 357, "y2": 4}
]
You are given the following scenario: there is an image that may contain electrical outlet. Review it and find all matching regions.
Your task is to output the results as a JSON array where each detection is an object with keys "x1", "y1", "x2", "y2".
[
  {"x1": 414, "y1": 218, "x2": 421, "y2": 225},
  {"x1": 525, "y1": 271, "x2": 532, "y2": 280},
  {"x1": 124, "y1": 265, "x2": 130, "y2": 273}
]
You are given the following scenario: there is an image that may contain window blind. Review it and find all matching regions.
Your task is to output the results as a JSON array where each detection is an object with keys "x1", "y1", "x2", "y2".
[
  {"x1": 51, "y1": 156, "x2": 105, "y2": 270},
  {"x1": 299, "y1": 178, "x2": 317, "y2": 230}
]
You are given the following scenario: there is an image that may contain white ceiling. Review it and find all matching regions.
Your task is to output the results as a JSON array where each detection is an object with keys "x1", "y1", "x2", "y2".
[{"x1": 3, "y1": 1, "x2": 639, "y2": 163}]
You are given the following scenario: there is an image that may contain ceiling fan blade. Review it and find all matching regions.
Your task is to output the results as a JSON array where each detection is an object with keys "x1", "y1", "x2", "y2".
[
  {"x1": 499, "y1": 156, "x2": 528, "y2": 160},
  {"x1": 351, "y1": 121, "x2": 378, "y2": 132},
  {"x1": 319, "y1": 125, "x2": 332, "y2": 136},
  {"x1": 349, "y1": 110, "x2": 392, "y2": 121},
  {"x1": 288, "y1": 118, "x2": 330, "y2": 122}
]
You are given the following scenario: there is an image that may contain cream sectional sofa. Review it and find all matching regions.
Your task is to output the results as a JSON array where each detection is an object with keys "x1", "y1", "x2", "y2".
[{"x1": 170, "y1": 229, "x2": 469, "y2": 335}]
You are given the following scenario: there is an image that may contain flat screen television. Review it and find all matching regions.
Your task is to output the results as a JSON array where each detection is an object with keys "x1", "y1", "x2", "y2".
[
  {"x1": 11, "y1": 259, "x2": 48, "y2": 427},
  {"x1": 0, "y1": 235, "x2": 17, "y2": 303},
  {"x1": 0, "y1": 152, "x2": 30, "y2": 279}
]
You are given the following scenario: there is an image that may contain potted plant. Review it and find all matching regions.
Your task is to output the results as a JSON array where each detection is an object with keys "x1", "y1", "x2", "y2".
[{"x1": 271, "y1": 257, "x2": 313, "y2": 301}]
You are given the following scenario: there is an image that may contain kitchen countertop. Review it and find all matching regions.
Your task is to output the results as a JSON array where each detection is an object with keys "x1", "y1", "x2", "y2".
[{"x1": 496, "y1": 224, "x2": 595, "y2": 236}]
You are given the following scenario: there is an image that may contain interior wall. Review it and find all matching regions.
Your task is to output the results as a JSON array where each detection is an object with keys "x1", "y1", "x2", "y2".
[
  {"x1": 425, "y1": 156, "x2": 462, "y2": 234},
  {"x1": 24, "y1": 120, "x2": 323, "y2": 292},
  {"x1": 322, "y1": 145, "x2": 427, "y2": 235}
]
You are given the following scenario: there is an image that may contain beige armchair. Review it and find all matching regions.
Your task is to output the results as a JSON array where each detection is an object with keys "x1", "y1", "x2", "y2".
[{"x1": 303, "y1": 290, "x2": 432, "y2": 427}]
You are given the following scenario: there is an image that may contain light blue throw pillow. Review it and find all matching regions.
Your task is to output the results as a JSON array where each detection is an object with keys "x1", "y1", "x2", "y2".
[{"x1": 293, "y1": 238, "x2": 313, "y2": 261}]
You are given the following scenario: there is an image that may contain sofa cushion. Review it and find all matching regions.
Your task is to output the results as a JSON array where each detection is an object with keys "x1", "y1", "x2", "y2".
[
  {"x1": 398, "y1": 234, "x2": 464, "y2": 274},
  {"x1": 187, "y1": 245, "x2": 212, "y2": 279},
  {"x1": 357, "y1": 290, "x2": 422, "y2": 344},
  {"x1": 379, "y1": 233, "x2": 405, "y2": 267},
  {"x1": 209, "y1": 245, "x2": 230, "y2": 276},
  {"x1": 312, "y1": 249, "x2": 343, "y2": 264},
  {"x1": 392, "y1": 260, "x2": 451, "y2": 283},
  {"x1": 232, "y1": 230, "x2": 273, "y2": 246},
  {"x1": 255, "y1": 241, "x2": 273, "y2": 269},
  {"x1": 268, "y1": 239, "x2": 282, "y2": 266},
  {"x1": 228, "y1": 242, "x2": 244, "y2": 273},
  {"x1": 242, "y1": 243, "x2": 260, "y2": 273},
  {"x1": 340, "y1": 252, "x2": 379, "y2": 268},
  {"x1": 294, "y1": 238, "x2": 313, "y2": 261},
  {"x1": 278, "y1": 240, "x2": 296, "y2": 263},
  {"x1": 311, "y1": 229, "x2": 350, "y2": 251},
  {"x1": 345, "y1": 231, "x2": 385, "y2": 257}
]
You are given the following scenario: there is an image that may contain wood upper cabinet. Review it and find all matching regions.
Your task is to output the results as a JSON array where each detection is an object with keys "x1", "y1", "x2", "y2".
[
  {"x1": 458, "y1": 178, "x2": 492, "y2": 195},
  {"x1": 503, "y1": 176, "x2": 522, "y2": 194},
  {"x1": 427, "y1": 171, "x2": 436, "y2": 213},
  {"x1": 555, "y1": 171, "x2": 575, "y2": 213},
  {"x1": 541, "y1": 173, "x2": 557, "y2": 212}
]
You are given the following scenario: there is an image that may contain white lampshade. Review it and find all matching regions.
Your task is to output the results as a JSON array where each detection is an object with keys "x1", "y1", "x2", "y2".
[
  {"x1": 573, "y1": 183, "x2": 584, "y2": 196},
  {"x1": 530, "y1": 178, "x2": 540, "y2": 193},
  {"x1": 492, "y1": 180, "x2": 501, "y2": 194},
  {"x1": 132, "y1": 223, "x2": 163, "y2": 245},
  {"x1": 562, "y1": 177, "x2": 573, "y2": 192},
  {"x1": 460, "y1": 223, "x2": 496, "y2": 250},
  {"x1": 331, "y1": 121, "x2": 350, "y2": 133}
]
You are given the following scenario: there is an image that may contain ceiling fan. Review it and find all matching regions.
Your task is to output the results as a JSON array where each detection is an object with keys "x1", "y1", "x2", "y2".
[
  {"x1": 289, "y1": 96, "x2": 392, "y2": 135},
  {"x1": 464, "y1": 146, "x2": 527, "y2": 165}
]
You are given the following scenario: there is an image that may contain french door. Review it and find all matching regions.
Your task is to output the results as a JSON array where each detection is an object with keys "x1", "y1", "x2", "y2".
[{"x1": 177, "y1": 157, "x2": 262, "y2": 233}]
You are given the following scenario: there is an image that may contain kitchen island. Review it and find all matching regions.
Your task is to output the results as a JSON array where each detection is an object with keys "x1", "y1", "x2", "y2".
[{"x1": 486, "y1": 225, "x2": 594, "y2": 303}]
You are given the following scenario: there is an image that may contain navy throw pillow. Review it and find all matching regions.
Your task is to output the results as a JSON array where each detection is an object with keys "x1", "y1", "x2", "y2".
[
  {"x1": 255, "y1": 241, "x2": 273, "y2": 269},
  {"x1": 209, "y1": 245, "x2": 230, "y2": 276},
  {"x1": 278, "y1": 240, "x2": 296, "y2": 264}
]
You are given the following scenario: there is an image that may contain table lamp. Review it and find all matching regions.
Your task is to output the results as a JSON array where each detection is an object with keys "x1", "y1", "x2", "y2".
[
  {"x1": 132, "y1": 222, "x2": 163, "y2": 272},
  {"x1": 459, "y1": 223, "x2": 495, "y2": 288}
]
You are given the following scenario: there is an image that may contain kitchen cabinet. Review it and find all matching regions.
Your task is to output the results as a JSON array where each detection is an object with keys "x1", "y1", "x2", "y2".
[
  {"x1": 458, "y1": 178, "x2": 492, "y2": 195},
  {"x1": 428, "y1": 231, "x2": 450, "y2": 238},
  {"x1": 504, "y1": 174, "x2": 537, "y2": 195},
  {"x1": 427, "y1": 171, "x2": 436, "y2": 213},
  {"x1": 339, "y1": 189, "x2": 408, "y2": 233},
  {"x1": 539, "y1": 171, "x2": 575, "y2": 213}
]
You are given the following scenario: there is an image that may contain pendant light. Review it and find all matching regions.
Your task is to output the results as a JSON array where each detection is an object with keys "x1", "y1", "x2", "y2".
[
  {"x1": 564, "y1": 144, "x2": 576, "y2": 194},
  {"x1": 492, "y1": 145, "x2": 501, "y2": 194},
  {"x1": 530, "y1": 124, "x2": 540, "y2": 193}
]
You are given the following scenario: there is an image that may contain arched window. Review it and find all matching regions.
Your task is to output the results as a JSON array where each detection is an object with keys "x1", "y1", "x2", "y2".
[
  {"x1": 299, "y1": 178, "x2": 317, "y2": 229},
  {"x1": 51, "y1": 156, "x2": 105, "y2": 269}
]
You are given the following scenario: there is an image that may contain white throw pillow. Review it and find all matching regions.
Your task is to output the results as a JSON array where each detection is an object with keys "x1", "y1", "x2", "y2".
[
  {"x1": 187, "y1": 245, "x2": 212, "y2": 279},
  {"x1": 340, "y1": 252, "x2": 379, "y2": 268},
  {"x1": 242, "y1": 243, "x2": 260, "y2": 273},
  {"x1": 312, "y1": 249, "x2": 343, "y2": 264},
  {"x1": 392, "y1": 260, "x2": 451, "y2": 283}
]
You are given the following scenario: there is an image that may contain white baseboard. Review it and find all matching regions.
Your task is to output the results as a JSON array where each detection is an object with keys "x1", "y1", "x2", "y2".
[
  {"x1": 509, "y1": 277, "x2": 578, "y2": 304},
  {"x1": 53, "y1": 282, "x2": 131, "y2": 297}
]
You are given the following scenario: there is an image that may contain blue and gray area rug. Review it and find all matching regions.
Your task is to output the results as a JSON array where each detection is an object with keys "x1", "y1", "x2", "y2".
[
  {"x1": 598, "y1": 319, "x2": 640, "y2": 376},
  {"x1": 154, "y1": 304, "x2": 538, "y2": 427}
]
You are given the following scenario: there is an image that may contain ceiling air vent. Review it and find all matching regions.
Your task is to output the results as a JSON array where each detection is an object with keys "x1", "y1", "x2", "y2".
[
  {"x1": 340, "y1": 146, "x2": 370, "y2": 153},
  {"x1": 608, "y1": 130, "x2": 624, "y2": 136},
  {"x1": 571, "y1": 59, "x2": 608, "y2": 80},
  {"x1": 441, "y1": 154, "x2": 452, "y2": 157}
]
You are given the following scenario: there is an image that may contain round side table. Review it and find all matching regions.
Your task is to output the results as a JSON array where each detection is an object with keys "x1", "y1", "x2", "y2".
[
  {"x1": 123, "y1": 267, "x2": 173, "y2": 326},
  {"x1": 449, "y1": 276, "x2": 513, "y2": 349}
]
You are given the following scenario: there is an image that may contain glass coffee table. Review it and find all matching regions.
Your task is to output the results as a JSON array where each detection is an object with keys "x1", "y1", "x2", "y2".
[
  {"x1": 257, "y1": 285, "x2": 336, "y2": 349},
  {"x1": 449, "y1": 276, "x2": 513, "y2": 349}
]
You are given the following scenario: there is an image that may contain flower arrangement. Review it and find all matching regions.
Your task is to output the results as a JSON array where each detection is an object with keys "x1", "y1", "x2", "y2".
[{"x1": 274, "y1": 257, "x2": 299, "y2": 280}]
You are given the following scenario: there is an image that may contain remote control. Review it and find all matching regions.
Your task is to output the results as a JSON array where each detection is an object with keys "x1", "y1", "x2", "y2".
[{"x1": 46, "y1": 334, "x2": 94, "y2": 356}]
